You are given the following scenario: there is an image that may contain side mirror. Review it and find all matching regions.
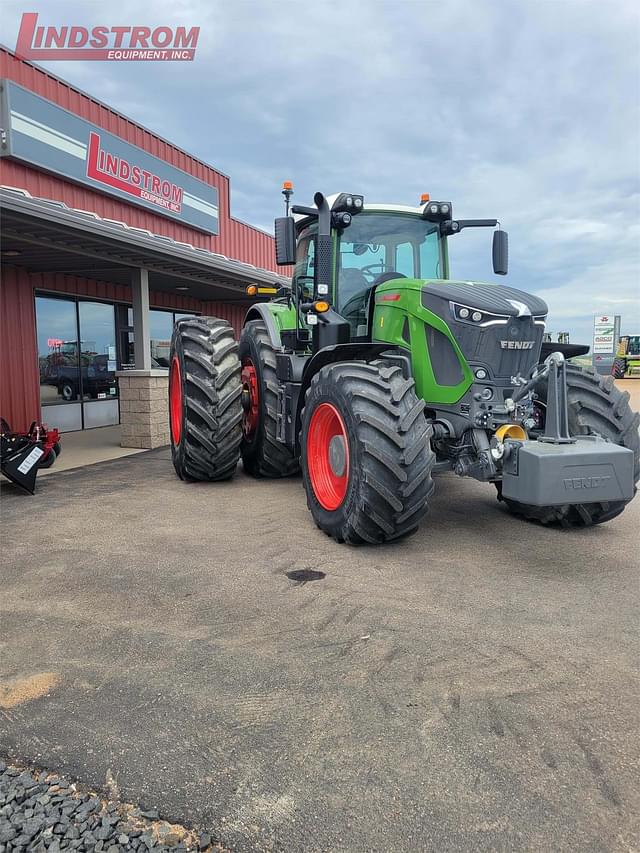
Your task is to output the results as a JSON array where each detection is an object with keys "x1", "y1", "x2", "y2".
[
  {"x1": 492, "y1": 229, "x2": 508, "y2": 276},
  {"x1": 274, "y1": 216, "x2": 296, "y2": 265}
]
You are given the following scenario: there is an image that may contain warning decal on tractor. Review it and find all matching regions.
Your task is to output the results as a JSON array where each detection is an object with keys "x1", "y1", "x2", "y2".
[{"x1": 17, "y1": 446, "x2": 44, "y2": 474}]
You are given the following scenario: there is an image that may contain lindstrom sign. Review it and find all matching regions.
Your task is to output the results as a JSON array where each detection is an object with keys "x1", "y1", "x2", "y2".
[
  {"x1": 0, "y1": 81, "x2": 219, "y2": 233},
  {"x1": 87, "y1": 133, "x2": 183, "y2": 214},
  {"x1": 16, "y1": 13, "x2": 199, "y2": 61}
]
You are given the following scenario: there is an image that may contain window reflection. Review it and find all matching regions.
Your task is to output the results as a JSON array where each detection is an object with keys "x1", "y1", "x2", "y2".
[
  {"x1": 120, "y1": 309, "x2": 197, "y2": 369},
  {"x1": 36, "y1": 296, "x2": 81, "y2": 405},
  {"x1": 149, "y1": 310, "x2": 173, "y2": 367},
  {"x1": 78, "y1": 302, "x2": 117, "y2": 400}
]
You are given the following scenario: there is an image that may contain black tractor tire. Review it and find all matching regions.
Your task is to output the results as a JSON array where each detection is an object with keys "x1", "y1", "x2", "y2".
[
  {"x1": 498, "y1": 366, "x2": 640, "y2": 526},
  {"x1": 238, "y1": 319, "x2": 299, "y2": 477},
  {"x1": 38, "y1": 448, "x2": 57, "y2": 469},
  {"x1": 169, "y1": 316, "x2": 242, "y2": 482},
  {"x1": 53, "y1": 441, "x2": 62, "y2": 457},
  {"x1": 612, "y1": 357, "x2": 627, "y2": 379},
  {"x1": 301, "y1": 359, "x2": 435, "y2": 544}
]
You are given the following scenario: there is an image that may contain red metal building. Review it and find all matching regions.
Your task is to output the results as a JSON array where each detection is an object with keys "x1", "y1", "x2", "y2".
[{"x1": 0, "y1": 47, "x2": 285, "y2": 434}]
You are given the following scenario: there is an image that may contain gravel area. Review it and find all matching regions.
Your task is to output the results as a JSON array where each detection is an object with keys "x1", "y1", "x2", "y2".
[{"x1": 0, "y1": 763, "x2": 223, "y2": 853}]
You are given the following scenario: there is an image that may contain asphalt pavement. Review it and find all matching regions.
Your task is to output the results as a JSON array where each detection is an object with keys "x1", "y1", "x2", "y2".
[{"x1": 1, "y1": 441, "x2": 639, "y2": 851}]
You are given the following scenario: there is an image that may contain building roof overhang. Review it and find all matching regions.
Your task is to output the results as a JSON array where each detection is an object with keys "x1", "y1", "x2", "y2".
[{"x1": 0, "y1": 186, "x2": 289, "y2": 301}]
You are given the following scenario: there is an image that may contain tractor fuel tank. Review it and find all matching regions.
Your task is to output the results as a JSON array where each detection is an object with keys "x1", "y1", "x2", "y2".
[{"x1": 501, "y1": 436, "x2": 635, "y2": 506}]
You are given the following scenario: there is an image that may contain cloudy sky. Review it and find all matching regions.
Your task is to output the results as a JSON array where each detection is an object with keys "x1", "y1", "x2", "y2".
[{"x1": 1, "y1": 0, "x2": 639, "y2": 343}]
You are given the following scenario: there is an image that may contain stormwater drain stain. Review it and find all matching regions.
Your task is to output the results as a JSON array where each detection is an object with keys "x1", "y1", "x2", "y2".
[{"x1": 285, "y1": 569, "x2": 326, "y2": 585}]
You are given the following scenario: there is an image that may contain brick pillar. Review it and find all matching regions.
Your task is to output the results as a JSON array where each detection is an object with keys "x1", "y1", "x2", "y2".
[{"x1": 116, "y1": 370, "x2": 169, "y2": 449}]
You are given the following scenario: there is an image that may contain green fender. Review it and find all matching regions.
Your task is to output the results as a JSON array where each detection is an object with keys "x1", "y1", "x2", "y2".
[{"x1": 243, "y1": 302, "x2": 298, "y2": 348}]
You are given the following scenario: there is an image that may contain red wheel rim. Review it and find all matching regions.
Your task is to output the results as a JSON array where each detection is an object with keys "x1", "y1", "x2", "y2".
[
  {"x1": 241, "y1": 359, "x2": 260, "y2": 439},
  {"x1": 169, "y1": 356, "x2": 182, "y2": 445},
  {"x1": 307, "y1": 402, "x2": 350, "y2": 511}
]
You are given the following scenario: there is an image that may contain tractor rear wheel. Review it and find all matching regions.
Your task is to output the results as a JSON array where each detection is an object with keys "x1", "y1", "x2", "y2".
[
  {"x1": 239, "y1": 319, "x2": 299, "y2": 477},
  {"x1": 169, "y1": 316, "x2": 242, "y2": 481},
  {"x1": 498, "y1": 366, "x2": 640, "y2": 526},
  {"x1": 301, "y1": 360, "x2": 435, "y2": 544}
]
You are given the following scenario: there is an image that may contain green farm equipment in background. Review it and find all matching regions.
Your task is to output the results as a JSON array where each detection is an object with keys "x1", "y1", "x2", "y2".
[{"x1": 613, "y1": 335, "x2": 640, "y2": 379}]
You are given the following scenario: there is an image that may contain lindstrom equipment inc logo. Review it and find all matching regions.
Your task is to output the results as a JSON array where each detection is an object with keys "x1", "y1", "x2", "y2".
[
  {"x1": 86, "y1": 133, "x2": 184, "y2": 212},
  {"x1": 15, "y1": 12, "x2": 199, "y2": 61}
]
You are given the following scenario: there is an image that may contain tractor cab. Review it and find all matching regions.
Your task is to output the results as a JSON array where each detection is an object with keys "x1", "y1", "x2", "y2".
[
  {"x1": 277, "y1": 188, "x2": 509, "y2": 353},
  {"x1": 295, "y1": 206, "x2": 444, "y2": 338}
]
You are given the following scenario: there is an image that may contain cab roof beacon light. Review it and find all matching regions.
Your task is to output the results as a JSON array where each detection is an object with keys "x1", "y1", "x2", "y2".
[{"x1": 282, "y1": 181, "x2": 294, "y2": 216}]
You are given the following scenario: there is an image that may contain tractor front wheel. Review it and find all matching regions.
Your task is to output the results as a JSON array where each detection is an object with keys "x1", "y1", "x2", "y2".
[
  {"x1": 301, "y1": 360, "x2": 435, "y2": 544},
  {"x1": 169, "y1": 316, "x2": 242, "y2": 481}
]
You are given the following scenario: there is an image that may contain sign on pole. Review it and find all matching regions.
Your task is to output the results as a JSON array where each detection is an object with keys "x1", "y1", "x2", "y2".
[{"x1": 592, "y1": 314, "x2": 621, "y2": 373}]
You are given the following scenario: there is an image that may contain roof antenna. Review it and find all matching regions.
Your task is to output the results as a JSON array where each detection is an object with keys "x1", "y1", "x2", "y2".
[{"x1": 282, "y1": 181, "x2": 294, "y2": 216}]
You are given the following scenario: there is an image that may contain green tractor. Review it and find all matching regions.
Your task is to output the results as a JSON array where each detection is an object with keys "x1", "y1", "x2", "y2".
[
  {"x1": 613, "y1": 335, "x2": 640, "y2": 379},
  {"x1": 168, "y1": 187, "x2": 639, "y2": 543}
]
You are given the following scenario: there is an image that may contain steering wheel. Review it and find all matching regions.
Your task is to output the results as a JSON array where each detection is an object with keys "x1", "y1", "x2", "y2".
[{"x1": 359, "y1": 262, "x2": 386, "y2": 281}]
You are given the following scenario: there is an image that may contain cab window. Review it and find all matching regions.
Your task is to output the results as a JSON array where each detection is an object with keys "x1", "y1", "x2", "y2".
[
  {"x1": 294, "y1": 228, "x2": 316, "y2": 302},
  {"x1": 420, "y1": 229, "x2": 441, "y2": 279},
  {"x1": 336, "y1": 213, "x2": 441, "y2": 336},
  {"x1": 395, "y1": 242, "x2": 414, "y2": 277}
]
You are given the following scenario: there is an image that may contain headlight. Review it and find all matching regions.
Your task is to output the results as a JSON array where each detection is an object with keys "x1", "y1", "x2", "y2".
[
  {"x1": 423, "y1": 201, "x2": 453, "y2": 220},
  {"x1": 451, "y1": 302, "x2": 509, "y2": 327},
  {"x1": 332, "y1": 211, "x2": 352, "y2": 227}
]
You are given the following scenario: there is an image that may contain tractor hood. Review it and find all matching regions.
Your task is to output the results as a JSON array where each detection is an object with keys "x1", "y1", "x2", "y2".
[
  {"x1": 420, "y1": 280, "x2": 548, "y2": 319},
  {"x1": 416, "y1": 279, "x2": 548, "y2": 383}
]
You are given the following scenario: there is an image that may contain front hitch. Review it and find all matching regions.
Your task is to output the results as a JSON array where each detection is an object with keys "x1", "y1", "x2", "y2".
[{"x1": 536, "y1": 352, "x2": 575, "y2": 444}]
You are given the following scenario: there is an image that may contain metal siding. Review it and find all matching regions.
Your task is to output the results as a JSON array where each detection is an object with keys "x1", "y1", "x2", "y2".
[
  {"x1": 203, "y1": 303, "x2": 248, "y2": 338},
  {"x1": 30, "y1": 272, "x2": 206, "y2": 315},
  {"x1": 1, "y1": 47, "x2": 281, "y2": 271},
  {"x1": 0, "y1": 266, "x2": 40, "y2": 431}
]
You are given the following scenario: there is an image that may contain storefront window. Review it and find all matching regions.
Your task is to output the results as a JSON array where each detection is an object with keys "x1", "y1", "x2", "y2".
[
  {"x1": 35, "y1": 296, "x2": 118, "y2": 431},
  {"x1": 149, "y1": 310, "x2": 173, "y2": 367},
  {"x1": 78, "y1": 301, "x2": 118, "y2": 398},
  {"x1": 120, "y1": 309, "x2": 196, "y2": 368},
  {"x1": 36, "y1": 296, "x2": 81, "y2": 411}
]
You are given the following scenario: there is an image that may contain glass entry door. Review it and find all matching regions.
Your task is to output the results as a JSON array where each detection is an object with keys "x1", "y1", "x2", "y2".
[
  {"x1": 79, "y1": 301, "x2": 119, "y2": 428},
  {"x1": 36, "y1": 295, "x2": 83, "y2": 432},
  {"x1": 35, "y1": 295, "x2": 119, "y2": 431}
]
